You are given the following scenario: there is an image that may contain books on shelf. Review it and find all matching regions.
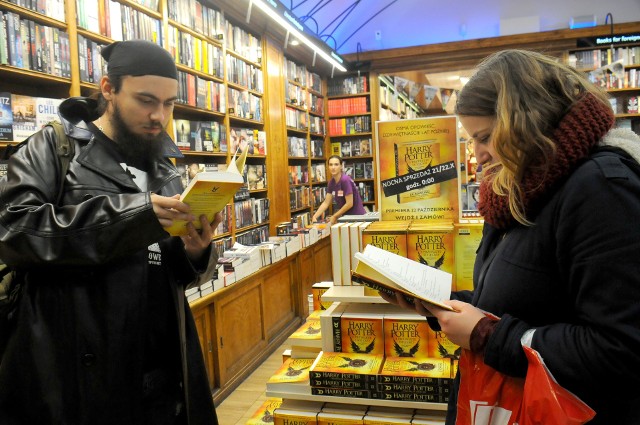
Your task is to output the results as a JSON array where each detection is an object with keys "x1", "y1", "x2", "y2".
[
  {"x1": 352, "y1": 244, "x2": 454, "y2": 312},
  {"x1": 266, "y1": 357, "x2": 315, "y2": 394},
  {"x1": 165, "y1": 146, "x2": 248, "y2": 236},
  {"x1": 246, "y1": 398, "x2": 283, "y2": 425}
]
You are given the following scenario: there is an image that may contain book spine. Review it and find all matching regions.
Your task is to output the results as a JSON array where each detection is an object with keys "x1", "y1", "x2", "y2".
[
  {"x1": 310, "y1": 387, "x2": 376, "y2": 399},
  {"x1": 332, "y1": 312, "x2": 342, "y2": 352},
  {"x1": 376, "y1": 391, "x2": 448, "y2": 403},
  {"x1": 310, "y1": 377, "x2": 377, "y2": 390},
  {"x1": 309, "y1": 370, "x2": 377, "y2": 384},
  {"x1": 377, "y1": 374, "x2": 451, "y2": 386},
  {"x1": 376, "y1": 382, "x2": 442, "y2": 394}
]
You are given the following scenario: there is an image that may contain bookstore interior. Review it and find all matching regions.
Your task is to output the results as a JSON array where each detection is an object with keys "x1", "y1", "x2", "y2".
[{"x1": 1, "y1": 0, "x2": 639, "y2": 423}]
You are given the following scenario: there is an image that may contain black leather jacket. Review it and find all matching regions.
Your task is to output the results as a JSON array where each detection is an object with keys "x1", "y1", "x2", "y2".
[{"x1": 0, "y1": 97, "x2": 218, "y2": 425}]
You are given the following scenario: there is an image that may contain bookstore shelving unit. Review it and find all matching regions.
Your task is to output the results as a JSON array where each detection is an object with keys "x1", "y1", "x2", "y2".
[
  {"x1": 378, "y1": 74, "x2": 422, "y2": 121},
  {"x1": 326, "y1": 71, "x2": 379, "y2": 211},
  {"x1": 568, "y1": 44, "x2": 640, "y2": 134},
  {"x1": 284, "y1": 56, "x2": 327, "y2": 225}
]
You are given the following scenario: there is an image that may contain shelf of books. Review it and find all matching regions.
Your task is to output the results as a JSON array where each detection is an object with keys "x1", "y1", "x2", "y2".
[
  {"x1": 378, "y1": 74, "x2": 422, "y2": 121},
  {"x1": 567, "y1": 39, "x2": 640, "y2": 133},
  {"x1": 284, "y1": 55, "x2": 327, "y2": 226},
  {"x1": 326, "y1": 72, "x2": 377, "y2": 210}
]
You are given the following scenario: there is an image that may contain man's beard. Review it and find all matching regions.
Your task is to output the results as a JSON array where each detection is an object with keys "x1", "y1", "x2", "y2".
[{"x1": 109, "y1": 102, "x2": 165, "y2": 169}]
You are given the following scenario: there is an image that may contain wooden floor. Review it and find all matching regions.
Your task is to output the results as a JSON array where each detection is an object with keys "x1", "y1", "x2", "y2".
[{"x1": 214, "y1": 342, "x2": 286, "y2": 425}]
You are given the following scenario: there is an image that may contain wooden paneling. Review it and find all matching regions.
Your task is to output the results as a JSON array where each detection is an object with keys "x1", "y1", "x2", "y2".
[
  {"x1": 214, "y1": 278, "x2": 266, "y2": 387},
  {"x1": 262, "y1": 259, "x2": 296, "y2": 340},
  {"x1": 191, "y1": 306, "x2": 215, "y2": 389},
  {"x1": 313, "y1": 237, "x2": 332, "y2": 282}
]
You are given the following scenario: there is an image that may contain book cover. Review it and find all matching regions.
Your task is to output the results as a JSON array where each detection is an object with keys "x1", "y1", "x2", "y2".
[
  {"x1": 316, "y1": 411, "x2": 364, "y2": 425},
  {"x1": 0, "y1": 92, "x2": 13, "y2": 141},
  {"x1": 340, "y1": 305, "x2": 384, "y2": 355},
  {"x1": 426, "y1": 328, "x2": 461, "y2": 361},
  {"x1": 352, "y1": 244, "x2": 454, "y2": 311},
  {"x1": 11, "y1": 94, "x2": 37, "y2": 142},
  {"x1": 362, "y1": 414, "x2": 413, "y2": 425},
  {"x1": 165, "y1": 146, "x2": 248, "y2": 236},
  {"x1": 378, "y1": 356, "x2": 452, "y2": 385},
  {"x1": 246, "y1": 398, "x2": 283, "y2": 425},
  {"x1": 383, "y1": 312, "x2": 431, "y2": 358},
  {"x1": 407, "y1": 222, "x2": 455, "y2": 277},
  {"x1": 288, "y1": 319, "x2": 322, "y2": 342},
  {"x1": 266, "y1": 357, "x2": 314, "y2": 394},
  {"x1": 173, "y1": 119, "x2": 191, "y2": 151},
  {"x1": 312, "y1": 281, "x2": 333, "y2": 311},
  {"x1": 273, "y1": 409, "x2": 318, "y2": 425},
  {"x1": 361, "y1": 221, "x2": 409, "y2": 257},
  {"x1": 376, "y1": 116, "x2": 459, "y2": 222},
  {"x1": 309, "y1": 351, "x2": 384, "y2": 382},
  {"x1": 453, "y1": 222, "x2": 483, "y2": 291},
  {"x1": 35, "y1": 97, "x2": 62, "y2": 129}
]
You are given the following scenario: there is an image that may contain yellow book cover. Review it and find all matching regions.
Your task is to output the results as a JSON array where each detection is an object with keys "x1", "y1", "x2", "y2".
[
  {"x1": 453, "y1": 222, "x2": 483, "y2": 291},
  {"x1": 363, "y1": 416, "x2": 412, "y2": 425},
  {"x1": 165, "y1": 146, "x2": 248, "y2": 236},
  {"x1": 312, "y1": 282, "x2": 333, "y2": 311},
  {"x1": 290, "y1": 319, "x2": 322, "y2": 340},
  {"x1": 376, "y1": 117, "x2": 459, "y2": 222},
  {"x1": 406, "y1": 222, "x2": 455, "y2": 277},
  {"x1": 361, "y1": 221, "x2": 409, "y2": 257},
  {"x1": 317, "y1": 412, "x2": 364, "y2": 425},
  {"x1": 309, "y1": 351, "x2": 384, "y2": 379},
  {"x1": 340, "y1": 314, "x2": 384, "y2": 355},
  {"x1": 379, "y1": 356, "x2": 451, "y2": 381},
  {"x1": 246, "y1": 398, "x2": 283, "y2": 425},
  {"x1": 426, "y1": 328, "x2": 461, "y2": 361},
  {"x1": 268, "y1": 357, "x2": 315, "y2": 384},
  {"x1": 274, "y1": 409, "x2": 318, "y2": 425},
  {"x1": 382, "y1": 313, "x2": 431, "y2": 358}
]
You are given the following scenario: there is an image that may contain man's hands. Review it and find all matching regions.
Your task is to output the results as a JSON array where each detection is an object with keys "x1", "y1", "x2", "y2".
[
  {"x1": 379, "y1": 290, "x2": 485, "y2": 350},
  {"x1": 151, "y1": 193, "x2": 223, "y2": 261}
]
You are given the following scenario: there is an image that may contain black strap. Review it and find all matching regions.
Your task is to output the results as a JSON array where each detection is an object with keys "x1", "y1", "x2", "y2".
[{"x1": 46, "y1": 121, "x2": 75, "y2": 205}]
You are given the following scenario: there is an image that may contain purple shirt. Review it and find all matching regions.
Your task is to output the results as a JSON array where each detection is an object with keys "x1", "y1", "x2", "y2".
[{"x1": 327, "y1": 173, "x2": 366, "y2": 215}]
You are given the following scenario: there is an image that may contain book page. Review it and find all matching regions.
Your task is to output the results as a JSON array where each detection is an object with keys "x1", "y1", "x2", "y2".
[{"x1": 356, "y1": 245, "x2": 451, "y2": 304}]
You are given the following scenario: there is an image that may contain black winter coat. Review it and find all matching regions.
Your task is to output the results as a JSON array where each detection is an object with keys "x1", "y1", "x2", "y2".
[
  {"x1": 447, "y1": 146, "x2": 640, "y2": 424},
  {"x1": 0, "y1": 98, "x2": 218, "y2": 425}
]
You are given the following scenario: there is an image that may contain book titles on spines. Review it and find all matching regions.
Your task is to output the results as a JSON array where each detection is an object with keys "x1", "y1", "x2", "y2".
[
  {"x1": 75, "y1": 1, "x2": 162, "y2": 44},
  {"x1": 1, "y1": 0, "x2": 65, "y2": 22},
  {"x1": 0, "y1": 11, "x2": 71, "y2": 77},
  {"x1": 0, "y1": 92, "x2": 63, "y2": 142}
]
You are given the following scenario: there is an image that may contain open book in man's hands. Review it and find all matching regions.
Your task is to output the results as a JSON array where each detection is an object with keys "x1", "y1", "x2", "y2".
[
  {"x1": 165, "y1": 146, "x2": 249, "y2": 236},
  {"x1": 352, "y1": 244, "x2": 455, "y2": 311}
]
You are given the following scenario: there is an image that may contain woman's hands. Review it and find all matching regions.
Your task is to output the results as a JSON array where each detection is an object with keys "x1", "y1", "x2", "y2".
[{"x1": 379, "y1": 290, "x2": 485, "y2": 350}]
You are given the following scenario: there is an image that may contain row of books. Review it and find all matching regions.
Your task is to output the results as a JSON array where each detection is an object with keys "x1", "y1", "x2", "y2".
[
  {"x1": 234, "y1": 197, "x2": 269, "y2": 229},
  {"x1": 172, "y1": 120, "x2": 227, "y2": 153},
  {"x1": 226, "y1": 54, "x2": 264, "y2": 92},
  {"x1": 610, "y1": 96, "x2": 640, "y2": 115},
  {"x1": 290, "y1": 186, "x2": 311, "y2": 210},
  {"x1": 343, "y1": 161, "x2": 374, "y2": 180},
  {"x1": 235, "y1": 224, "x2": 270, "y2": 246},
  {"x1": 247, "y1": 398, "x2": 445, "y2": 425},
  {"x1": 0, "y1": 12, "x2": 71, "y2": 77},
  {"x1": 166, "y1": 0, "x2": 223, "y2": 40},
  {"x1": 3, "y1": 0, "x2": 65, "y2": 22},
  {"x1": 76, "y1": 0, "x2": 162, "y2": 44},
  {"x1": 228, "y1": 87, "x2": 262, "y2": 121},
  {"x1": 229, "y1": 127, "x2": 267, "y2": 155},
  {"x1": 331, "y1": 138, "x2": 373, "y2": 157},
  {"x1": 223, "y1": 20, "x2": 261, "y2": 63},
  {"x1": 0, "y1": 93, "x2": 62, "y2": 142},
  {"x1": 328, "y1": 96, "x2": 370, "y2": 116},
  {"x1": 267, "y1": 350, "x2": 452, "y2": 403},
  {"x1": 179, "y1": 162, "x2": 267, "y2": 191},
  {"x1": 356, "y1": 181, "x2": 374, "y2": 203},
  {"x1": 327, "y1": 75, "x2": 370, "y2": 96},
  {"x1": 328, "y1": 116, "x2": 372, "y2": 136},
  {"x1": 284, "y1": 57, "x2": 323, "y2": 93},
  {"x1": 284, "y1": 83, "x2": 324, "y2": 115},
  {"x1": 379, "y1": 84, "x2": 419, "y2": 118},
  {"x1": 329, "y1": 220, "x2": 483, "y2": 292},
  {"x1": 570, "y1": 46, "x2": 640, "y2": 69},
  {"x1": 285, "y1": 106, "x2": 308, "y2": 130},
  {"x1": 589, "y1": 67, "x2": 640, "y2": 90},
  {"x1": 77, "y1": 35, "x2": 106, "y2": 84},
  {"x1": 168, "y1": 26, "x2": 223, "y2": 77}
]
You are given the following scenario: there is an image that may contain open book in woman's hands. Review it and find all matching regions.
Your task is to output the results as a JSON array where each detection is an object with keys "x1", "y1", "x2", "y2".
[
  {"x1": 165, "y1": 147, "x2": 248, "y2": 236},
  {"x1": 352, "y1": 244, "x2": 455, "y2": 311}
]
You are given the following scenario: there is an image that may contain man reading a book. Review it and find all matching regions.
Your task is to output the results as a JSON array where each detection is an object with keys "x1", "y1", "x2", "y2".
[{"x1": 0, "y1": 40, "x2": 221, "y2": 425}]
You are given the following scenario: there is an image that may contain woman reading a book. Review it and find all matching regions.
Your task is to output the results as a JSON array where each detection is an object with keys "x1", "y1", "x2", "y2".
[
  {"x1": 381, "y1": 49, "x2": 640, "y2": 424},
  {"x1": 312, "y1": 155, "x2": 366, "y2": 225}
]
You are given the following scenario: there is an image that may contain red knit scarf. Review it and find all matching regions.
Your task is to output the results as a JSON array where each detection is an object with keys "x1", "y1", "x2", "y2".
[{"x1": 478, "y1": 93, "x2": 615, "y2": 229}]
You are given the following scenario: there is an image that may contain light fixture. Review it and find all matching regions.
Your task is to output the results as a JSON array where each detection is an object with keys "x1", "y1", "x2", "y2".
[
  {"x1": 290, "y1": 39, "x2": 300, "y2": 46},
  {"x1": 251, "y1": 0, "x2": 348, "y2": 72}
]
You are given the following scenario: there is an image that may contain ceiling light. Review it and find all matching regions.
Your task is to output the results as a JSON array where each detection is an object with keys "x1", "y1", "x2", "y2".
[
  {"x1": 290, "y1": 39, "x2": 300, "y2": 46},
  {"x1": 251, "y1": 0, "x2": 348, "y2": 72}
]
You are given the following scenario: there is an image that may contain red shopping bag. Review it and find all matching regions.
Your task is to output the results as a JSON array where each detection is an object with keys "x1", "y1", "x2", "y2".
[{"x1": 456, "y1": 346, "x2": 595, "y2": 425}]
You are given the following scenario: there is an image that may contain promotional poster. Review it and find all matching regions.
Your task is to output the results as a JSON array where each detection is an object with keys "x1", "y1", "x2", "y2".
[{"x1": 376, "y1": 116, "x2": 460, "y2": 222}]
